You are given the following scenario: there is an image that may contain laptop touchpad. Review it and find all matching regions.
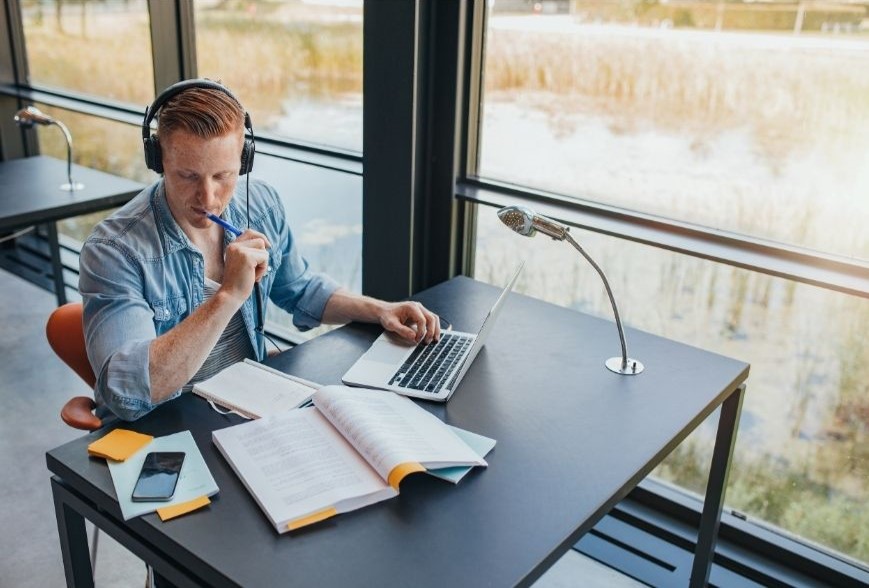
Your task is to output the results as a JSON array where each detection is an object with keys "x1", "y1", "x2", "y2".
[{"x1": 365, "y1": 335, "x2": 414, "y2": 364}]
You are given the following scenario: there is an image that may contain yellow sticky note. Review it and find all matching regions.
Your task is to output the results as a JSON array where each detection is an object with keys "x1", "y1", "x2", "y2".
[
  {"x1": 287, "y1": 507, "x2": 338, "y2": 531},
  {"x1": 87, "y1": 429, "x2": 153, "y2": 461},
  {"x1": 157, "y1": 495, "x2": 211, "y2": 521},
  {"x1": 387, "y1": 461, "x2": 426, "y2": 491}
]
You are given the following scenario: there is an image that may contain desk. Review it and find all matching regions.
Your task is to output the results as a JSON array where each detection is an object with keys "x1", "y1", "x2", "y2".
[
  {"x1": 47, "y1": 276, "x2": 748, "y2": 587},
  {"x1": 0, "y1": 155, "x2": 143, "y2": 305}
]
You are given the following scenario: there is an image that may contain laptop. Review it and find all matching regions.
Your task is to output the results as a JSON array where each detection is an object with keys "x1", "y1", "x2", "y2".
[{"x1": 342, "y1": 262, "x2": 524, "y2": 402}]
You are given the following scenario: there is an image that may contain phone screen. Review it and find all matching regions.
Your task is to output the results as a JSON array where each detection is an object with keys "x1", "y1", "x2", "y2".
[{"x1": 131, "y1": 451, "x2": 185, "y2": 502}]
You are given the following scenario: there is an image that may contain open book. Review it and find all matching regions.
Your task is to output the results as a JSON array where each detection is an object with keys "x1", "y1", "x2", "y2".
[
  {"x1": 193, "y1": 359, "x2": 318, "y2": 419},
  {"x1": 212, "y1": 385, "x2": 491, "y2": 533}
]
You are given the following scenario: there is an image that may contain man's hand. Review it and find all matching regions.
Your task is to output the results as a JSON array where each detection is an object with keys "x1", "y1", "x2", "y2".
[
  {"x1": 378, "y1": 300, "x2": 441, "y2": 344},
  {"x1": 322, "y1": 290, "x2": 442, "y2": 345},
  {"x1": 220, "y1": 229, "x2": 271, "y2": 305}
]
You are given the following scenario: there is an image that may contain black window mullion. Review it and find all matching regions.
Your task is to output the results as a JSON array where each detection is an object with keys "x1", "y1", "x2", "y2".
[
  {"x1": 147, "y1": 0, "x2": 197, "y2": 95},
  {"x1": 363, "y1": 0, "x2": 477, "y2": 299},
  {"x1": 0, "y1": 0, "x2": 33, "y2": 159},
  {"x1": 361, "y1": 0, "x2": 421, "y2": 300}
]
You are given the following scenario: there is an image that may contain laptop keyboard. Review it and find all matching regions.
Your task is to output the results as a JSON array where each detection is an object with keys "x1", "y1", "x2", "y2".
[{"x1": 388, "y1": 332, "x2": 473, "y2": 393}]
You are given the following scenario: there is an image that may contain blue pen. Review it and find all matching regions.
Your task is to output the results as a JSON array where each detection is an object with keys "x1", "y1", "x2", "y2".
[
  {"x1": 205, "y1": 212, "x2": 243, "y2": 237},
  {"x1": 205, "y1": 211, "x2": 268, "y2": 330},
  {"x1": 205, "y1": 212, "x2": 271, "y2": 274}
]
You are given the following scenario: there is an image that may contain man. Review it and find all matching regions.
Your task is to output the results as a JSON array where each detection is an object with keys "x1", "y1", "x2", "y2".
[{"x1": 79, "y1": 79, "x2": 440, "y2": 421}]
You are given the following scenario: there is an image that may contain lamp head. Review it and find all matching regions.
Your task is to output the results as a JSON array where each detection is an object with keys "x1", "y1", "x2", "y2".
[
  {"x1": 497, "y1": 205, "x2": 537, "y2": 237},
  {"x1": 497, "y1": 205, "x2": 568, "y2": 240},
  {"x1": 13, "y1": 106, "x2": 56, "y2": 128}
]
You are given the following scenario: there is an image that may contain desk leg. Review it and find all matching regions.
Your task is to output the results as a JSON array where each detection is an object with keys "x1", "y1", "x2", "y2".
[
  {"x1": 47, "y1": 222, "x2": 68, "y2": 306},
  {"x1": 52, "y1": 478, "x2": 94, "y2": 588},
  {"x1": 689, "y1": 384, "x2": 745, "y2": 587}
]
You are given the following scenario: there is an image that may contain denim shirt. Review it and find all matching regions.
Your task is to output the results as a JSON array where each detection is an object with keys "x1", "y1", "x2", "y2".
[{"x1": 78, "y1": 178, "x2": 338, "y2": 421}]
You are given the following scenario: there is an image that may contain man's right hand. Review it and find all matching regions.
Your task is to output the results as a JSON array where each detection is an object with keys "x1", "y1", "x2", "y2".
[{"x1": 220, "y1": 229, "x2": 271, "y2": 305}]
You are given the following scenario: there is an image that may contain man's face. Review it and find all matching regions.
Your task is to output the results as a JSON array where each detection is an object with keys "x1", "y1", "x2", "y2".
[{"x1": 160, "y1": 127, "x2": 244, "y2": 234}]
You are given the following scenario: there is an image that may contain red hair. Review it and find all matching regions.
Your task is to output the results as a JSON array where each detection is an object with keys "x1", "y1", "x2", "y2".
[{"x1": 157, "y1": 83, "x2": 245, "y2": 139}]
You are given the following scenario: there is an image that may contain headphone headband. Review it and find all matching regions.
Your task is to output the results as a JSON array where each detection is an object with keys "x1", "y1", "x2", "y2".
[{"x1": 142, "y1": 78, "x2": 255, "y2": 174}]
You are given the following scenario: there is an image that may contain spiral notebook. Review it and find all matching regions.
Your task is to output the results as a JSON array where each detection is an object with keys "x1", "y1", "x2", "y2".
[{"x1": 192, "y1": 359, "x2": 319, "y2": 419}]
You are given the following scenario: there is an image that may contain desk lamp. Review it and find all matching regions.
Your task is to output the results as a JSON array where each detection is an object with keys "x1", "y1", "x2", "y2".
[
  {"x1": 14, "y1": 106, "x2": 84, "y2": 191},
  {"x1": 497, "y1": 205, "x2": 644, "y2": 375}
]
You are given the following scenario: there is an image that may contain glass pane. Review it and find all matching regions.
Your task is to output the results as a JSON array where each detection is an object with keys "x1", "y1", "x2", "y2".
[
  {"x1": 21, "y1": 0, "x2": 154, "y2": 104},
  {"x1": 479, "y1": 1, "x2": 869, "y2": 261},
  {"x1": 474, "y1": 206, "x2": 869, "y2": 564},
  {"x1": 194, "y1": 0, "x2": 363, "y2": 151},
  {"x1": 253, "y1": 155, "x2": 361, "y2": 341},
  {"x1": 34, "y1": 105, "x2": 150, "y2": 243}
]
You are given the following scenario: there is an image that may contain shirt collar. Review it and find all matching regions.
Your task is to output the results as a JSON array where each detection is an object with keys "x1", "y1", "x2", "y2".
[
  {"x1": 152, "y1": 181, "x2": 192, "y2": 254},
  {"x1": 152, "y1": 180, "x2": 249, "y2": 253}
]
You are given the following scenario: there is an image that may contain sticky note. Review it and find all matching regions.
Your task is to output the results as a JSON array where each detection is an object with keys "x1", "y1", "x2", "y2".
[
  {"x1": 387, "y1": 461, "x2": 426, "y2": 490},
  {"x1": 157, "y1": 495, "x2": 211, "y2": 521},
  {"x1": 87, "y1": 429, "x2": 153, "y2": 461},
  {"x1": 287, "y1": 507, "x2": 337, "y2": 531}
]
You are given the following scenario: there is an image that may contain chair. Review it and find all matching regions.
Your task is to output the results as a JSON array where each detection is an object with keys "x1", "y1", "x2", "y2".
[{"x1": 46, "y1": 302, "x2": 102, "y2": 431}]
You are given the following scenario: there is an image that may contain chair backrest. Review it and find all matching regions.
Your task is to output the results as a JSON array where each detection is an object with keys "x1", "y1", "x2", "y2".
[
  {"x1": 46, "y1": 302, "x2": 96, "y2": 388},
  {"x1": 47, "y1": 302, "x2": 102, "y2": 430}
]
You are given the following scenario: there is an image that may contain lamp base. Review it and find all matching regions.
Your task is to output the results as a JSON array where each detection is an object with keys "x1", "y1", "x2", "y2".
[
  {"x1": 60, "y1": 182, "x2": 85, "y2": 192},
  {"x1": 606, "y1": 357, "x2": 644, "y2": 375}
]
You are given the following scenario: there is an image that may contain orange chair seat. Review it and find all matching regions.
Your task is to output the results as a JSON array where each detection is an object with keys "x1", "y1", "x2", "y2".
[{"x1": 47, "y1": 302, "x2": 102, "y2": 431}]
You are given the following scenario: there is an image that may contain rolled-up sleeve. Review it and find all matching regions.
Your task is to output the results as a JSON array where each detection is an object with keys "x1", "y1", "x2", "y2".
[{"x1": 290, "y1": 269, "x2": 339, "y2": 331}]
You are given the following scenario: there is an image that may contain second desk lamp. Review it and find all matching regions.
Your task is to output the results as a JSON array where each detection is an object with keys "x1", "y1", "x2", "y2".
[
  {"x1": 13, "y1": 105, "x2": 84, "y2": 192},
  {"x1": 497, "y1": 205, "x2": 644, "y2": 375}
]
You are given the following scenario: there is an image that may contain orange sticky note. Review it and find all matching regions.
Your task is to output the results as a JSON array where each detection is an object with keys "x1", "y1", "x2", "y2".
[
  {"x1": 287, "y1": 507, "x2": 338, "y2": 531},
  {"x1": 387, "y1": 461, "x2": 426, "y2": 491},
  {"x1": 157, "y1": 495, "x2": 211, "y2": 521},
  {"x1": 87, "y1": 429, "x2": 153, "y2": 461}
]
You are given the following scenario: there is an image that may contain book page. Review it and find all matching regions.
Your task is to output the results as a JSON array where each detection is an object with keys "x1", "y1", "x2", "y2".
[
  {"x1": 212, "y1": 407, "x2": 395, "y2": 532},
  {"x1": 313, "y1": 386, "x2": 486, "y2": 482}
]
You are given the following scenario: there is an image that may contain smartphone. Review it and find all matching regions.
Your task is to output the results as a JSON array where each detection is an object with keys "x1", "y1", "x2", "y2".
[{"x1": 131, "y1": 451, "x2": 185, "y2": 502}]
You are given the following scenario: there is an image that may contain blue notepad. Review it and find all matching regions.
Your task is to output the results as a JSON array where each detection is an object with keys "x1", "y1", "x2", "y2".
[
  {"x1": 107, "y1": 430, "x2": 219, "y2": 521},
  {"x1": 428, "y1": 426, "x2": 497, "y2": 483}
]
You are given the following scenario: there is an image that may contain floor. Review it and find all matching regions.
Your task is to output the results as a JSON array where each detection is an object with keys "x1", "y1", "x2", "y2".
[{"x1": 0, "y1": 268, "x2": 643, "y2": 587}]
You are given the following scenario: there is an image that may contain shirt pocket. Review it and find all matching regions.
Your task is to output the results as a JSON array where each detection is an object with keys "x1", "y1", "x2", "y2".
[{"x1": 149, "y1": 295, "x2": 189, "y2": 333}]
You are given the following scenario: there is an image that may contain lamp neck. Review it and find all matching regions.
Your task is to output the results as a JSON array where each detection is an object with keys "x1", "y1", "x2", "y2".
[
  {"x1": 563, "y1": 231, "x2": 629, "y2": 368},
  {"x1": 52, "y1": 120, "x2": 74, "y2": 186}
]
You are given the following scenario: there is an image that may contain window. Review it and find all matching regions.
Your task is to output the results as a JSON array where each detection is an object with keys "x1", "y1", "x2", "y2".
[
  {"x1": 193, "y1": 0, "x2": 364, "y2": 340},
  {"x1": 252, "y1": 155, "x2": 362, "y2": 342},
  {"x1": 478, "y1": 0, "x2": 869, "y2": 261},
  {"x1": 193, "y1": 0, "x2": 363, "y2": 152},
  {"x1": 21, "y1": 0, "x2": 154, "y2": 104},
  {"x1": 474, "y1": 0, "x2": 869, "y2": 565}
]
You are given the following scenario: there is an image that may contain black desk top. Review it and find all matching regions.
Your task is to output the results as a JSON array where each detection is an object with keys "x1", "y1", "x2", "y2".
[
  {"x1": 46, "y1": 276, "x2": 749, "y2": 587},
  {"x1": 0, "y1": 155, "x2": 144, "y2": 231}
]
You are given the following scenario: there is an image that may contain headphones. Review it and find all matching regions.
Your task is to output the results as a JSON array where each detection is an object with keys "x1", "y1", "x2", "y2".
[{"x1": 142, "y1": 79, "x2": 255, "y2": 175}]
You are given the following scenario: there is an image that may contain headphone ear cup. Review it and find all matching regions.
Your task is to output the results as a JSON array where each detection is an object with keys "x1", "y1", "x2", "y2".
[
  {"x1": 143, "y1": 135, "x2": 164, "y2": 174},
  {"x1": 239, "y1": 139, "x2": 255, "y2": 175}
]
